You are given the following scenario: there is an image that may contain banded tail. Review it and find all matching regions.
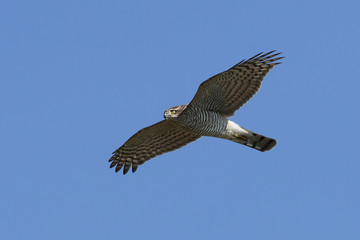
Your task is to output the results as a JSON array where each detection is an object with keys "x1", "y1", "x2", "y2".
[
  {"x1": 246, "y1": 131, "x2": 276, "y2": 152},
  {"x1": 225, "y1": 120, "x2": 276, "y2": 152},
  {"x1": 233, "y1": 130, "x2": 277, "y2": 152}
]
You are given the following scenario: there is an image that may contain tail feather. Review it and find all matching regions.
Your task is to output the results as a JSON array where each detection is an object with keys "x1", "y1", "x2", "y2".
[
  {"x1": 247, "y1": 132, "x2": 277, "y2": 152},
  {"x1": 233, "y1": 131, "x2": 277, "y2": 152}
]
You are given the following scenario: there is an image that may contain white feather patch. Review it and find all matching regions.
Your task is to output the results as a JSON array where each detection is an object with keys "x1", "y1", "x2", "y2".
[{"x1": 226, "y1": 120, "x2": 250, "y2": 136}]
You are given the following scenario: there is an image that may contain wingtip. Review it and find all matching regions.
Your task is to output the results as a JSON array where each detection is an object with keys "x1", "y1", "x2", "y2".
[
  {"x1": 132, "y1": 165, "x2": 138, "y2": 173},
  {"x1": 109, "y1": 161, "x2": 117, "y2": 168},
  {"x1": 235, "y1": 50, "x2": 284, "y2": 66},
  {"x1": 123, "y1": 164, "x2": 130, "y2": 174},
  {"x1": 259, "y1": 51, "x2": 284, "y2": 65}
]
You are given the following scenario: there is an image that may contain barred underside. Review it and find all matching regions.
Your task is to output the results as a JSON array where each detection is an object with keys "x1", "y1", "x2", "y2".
[{"x1": 177, "y1": 106, "x2": 228, "y2": 137}]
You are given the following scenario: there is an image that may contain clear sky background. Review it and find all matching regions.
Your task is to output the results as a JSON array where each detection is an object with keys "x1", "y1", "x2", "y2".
[{"x1": 1, "y1": 0, "x2": 359, "y2": 239}]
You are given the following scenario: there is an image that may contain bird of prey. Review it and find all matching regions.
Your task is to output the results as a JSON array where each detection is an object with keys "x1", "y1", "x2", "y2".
[{"x1": 109, "y1": 51, "x2": 283, "y2": 174}]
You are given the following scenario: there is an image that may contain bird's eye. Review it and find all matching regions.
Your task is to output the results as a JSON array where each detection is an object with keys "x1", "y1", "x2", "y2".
[{"x1": 170, "y1": 110, "x2": 176, "y2": 114}]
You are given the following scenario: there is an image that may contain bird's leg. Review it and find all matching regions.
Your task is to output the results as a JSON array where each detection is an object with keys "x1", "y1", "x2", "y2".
[{"x1": 233, "y1": 133, "x2": 247, "y2": 141}]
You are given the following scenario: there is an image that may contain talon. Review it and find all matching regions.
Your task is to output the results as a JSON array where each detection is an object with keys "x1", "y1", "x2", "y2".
[{"x1": 237, "y1": 135, "x2": 247, "y2": 141}]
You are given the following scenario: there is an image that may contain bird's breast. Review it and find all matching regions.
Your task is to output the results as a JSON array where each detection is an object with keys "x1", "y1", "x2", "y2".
[{"x1": 176, "y1": 106, "x2": 227, "y2": 136}]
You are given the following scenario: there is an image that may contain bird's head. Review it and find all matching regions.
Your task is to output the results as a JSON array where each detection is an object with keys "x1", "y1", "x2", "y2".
[{"x1": 164, "y1": 105, "x2": 188, "y2": 119}]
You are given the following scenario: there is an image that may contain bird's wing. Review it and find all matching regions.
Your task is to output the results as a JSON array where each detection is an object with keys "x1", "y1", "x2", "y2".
[
  {"x1": 188, "y1": 51, "x2": 283, "y2": 117},
  {"x1": 109, "y1": 120, "x2": 201, "y2": 174}
]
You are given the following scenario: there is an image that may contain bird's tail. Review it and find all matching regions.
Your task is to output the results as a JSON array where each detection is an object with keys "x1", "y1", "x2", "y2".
[{"x1": 232, "y1": 129, "x2": 277, "y2": 152}]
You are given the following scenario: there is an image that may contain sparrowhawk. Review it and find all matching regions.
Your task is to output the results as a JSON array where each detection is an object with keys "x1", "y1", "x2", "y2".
[{"x1": 109, "y1": 51, "x2": 283, "y2": 174}]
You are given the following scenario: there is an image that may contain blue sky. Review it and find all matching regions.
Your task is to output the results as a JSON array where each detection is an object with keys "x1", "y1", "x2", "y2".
[{"x1": 1, "y1": 0, "x2": 359, "y2": 239}]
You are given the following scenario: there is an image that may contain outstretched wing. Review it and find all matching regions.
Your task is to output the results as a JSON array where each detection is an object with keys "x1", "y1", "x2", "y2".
[
  {"x1": 109, "y1": 120, "x2": 201, "y2": 174},
  {"x1": 188, "y1": 51, "x2": 283, "y2": 117}
]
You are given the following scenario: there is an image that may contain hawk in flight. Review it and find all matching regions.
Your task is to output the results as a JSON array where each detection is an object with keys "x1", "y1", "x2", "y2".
[{"x1": 109, "y1": 51, "x2": 283, "y2": 174}]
